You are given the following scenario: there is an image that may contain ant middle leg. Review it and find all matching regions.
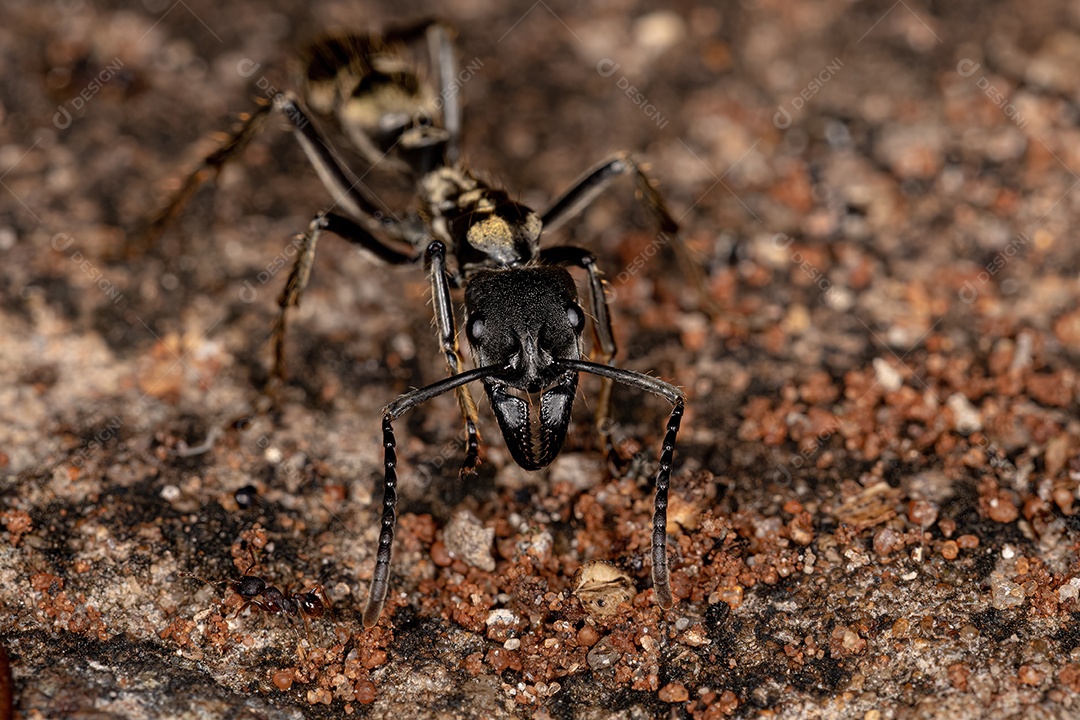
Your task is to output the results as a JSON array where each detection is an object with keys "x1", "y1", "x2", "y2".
[
  {"x1": 260, "y1": 94, "x2": 428, "y2": 391},
  {"x1": 272, "y1": 93, "x2": 403, "y2": 230},
  {"x1": 540, "y1": 245, "x2": 621, "y2": 460},
  {"x1": 542, "y1": 152, "x2": 717, "y2": 316},
  {"x1": 270, "y1": 212, "x2": 418, "y2": 390}
]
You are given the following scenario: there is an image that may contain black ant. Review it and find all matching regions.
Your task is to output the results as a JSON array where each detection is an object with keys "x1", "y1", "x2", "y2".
[
  {"x1": 232, "y1": 573, "x2": 332, "y2": 626},
  {"x1": 185, "y1": 550, "x2": 332, "y2": 631},
  {"x1": 147, "y1": 20, "x2": 691, "y2": 627}
]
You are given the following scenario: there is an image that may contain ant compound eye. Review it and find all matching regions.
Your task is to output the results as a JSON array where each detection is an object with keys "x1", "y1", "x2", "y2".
[
  {"x1": 467, "y1": 315, "x2": 485, "y2": 344},
  {"x1": 566, "y1": 304, "x2": 586, "y2": 333}
]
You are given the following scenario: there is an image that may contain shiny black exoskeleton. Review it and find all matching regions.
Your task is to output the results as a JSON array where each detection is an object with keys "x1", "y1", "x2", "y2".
[
  {"x1": 231, "y1": 568, "x2": 331, "y2": 626},
  {"x1": 183, "y1": 552, "x2": 332, "y2": 630},
  {"x1": 465, "y1": 267, "x2": 583, "y2": 470},
  {"x1": 145, "y1": 20, "x2": 689, "y2": 629}
]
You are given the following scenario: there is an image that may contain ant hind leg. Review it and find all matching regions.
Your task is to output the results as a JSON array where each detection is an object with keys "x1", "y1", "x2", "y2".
[{"x1": 134, "y1": 99, "x2": 274, "y2": 255}]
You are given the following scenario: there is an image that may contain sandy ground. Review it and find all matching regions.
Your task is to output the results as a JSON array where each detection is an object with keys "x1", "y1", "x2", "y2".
[{"x1": 3, "y1": 0, "x2": 1080, "y2": 717}]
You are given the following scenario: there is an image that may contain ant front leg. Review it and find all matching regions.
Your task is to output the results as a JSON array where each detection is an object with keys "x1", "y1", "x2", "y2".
[
  {"x1": 650, "y1": 399, "x2": 684, "y2": 608},
  {"x1": 361, "y1": 417, "x2": 404, "y2": 628},
  {"x1": 363, "y1": 413, "x2": 399, "y2": 628},
  {"x1": 559, "y1": 358, "x2": 685, "y2": 610},
  {"x1": 364, "y1": 364, "x2": 503, "y2": 627}
]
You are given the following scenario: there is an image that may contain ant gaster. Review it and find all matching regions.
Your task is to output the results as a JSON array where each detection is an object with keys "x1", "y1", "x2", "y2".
[{"x1": 146, "y1": 20, "x2": 691, "y2": 627}]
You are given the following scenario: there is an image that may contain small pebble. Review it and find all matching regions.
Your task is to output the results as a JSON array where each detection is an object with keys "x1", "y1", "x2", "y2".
[
  {"x1": 1059, "y1": 578, "x2": 1080, "y2": 602},
  {"x1": 430, "y1": 540, "x2": 452, "y2": 567},
  {"x1": 1053, "y1": 488, "x2": 1074, "y2": 514},
  {"x1": 716, "y1": 585, "x2": 743, "y2": 608},
  {"x1": 487, "y1": 647, "x2": 515, "y2": 673},
  {"x1": 681, "y1": 626, "x2": 709, "y2": 647},
  {"x1": 987, "y1": 495, "x2": 1018, "y2": 523},
  {"x1": 234, "y1": 484, "x2": 257, "y2": 509},
  {"x1": 354, "y1": 680, "x2": 377, "y2": 704},
  {"x1": 908, "y1": 500, "x2": 938, "y2": 528},
  {"x1": 658, "y1": 681, "x2": 689, "y2": 703},
  {"x1": 873, "y1": 357, "x2": 903, "y2": 392},
  {"x1": 586, "y1": 637, "x2": 621, "y2": 670},
  {"x1": 873, "y1": 527, "x2": 904, "y2": 557},
  {"x1": 443, "y1": 510, "x2": 496, "y2": 571},
  {"x1": 362, "y1": 649, "x2": 387, "y2": 670},
  {"x1": 1018, "y1": 665, "x2": 1043, "y2": 686},
  {"x1": 577, "y1": 625, "x2": 600, "y2": 647},
  {"x1": 957, "y1": 534, "x2": 980, "y2": 549},
  {"x1": 947, "y1": 662, "x2": 971, "y2": 691},
  {"x1": 990, "y1": 571, "x2": 1025, "y2": 609},
  {"x1": 574, "y1": 561, "x2": 635, "y2": 618},
  {"x1": 947, "y1": 393, "x2": 982, "y2": 433},
  {"x1": 634, "y1": 11, "x2": 686, "y2": 55},
  {"x1": 272, "y1": 669, "x2": 294, "y2": 690}
]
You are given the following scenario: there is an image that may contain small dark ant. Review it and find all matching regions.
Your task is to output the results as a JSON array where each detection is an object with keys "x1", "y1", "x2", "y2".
[
  {"x1": 232, "y1": 574, "x2": 332, "y2": 625},
  {"x1": 184, "y1": 549, "x2": 332, "y2": 631}
]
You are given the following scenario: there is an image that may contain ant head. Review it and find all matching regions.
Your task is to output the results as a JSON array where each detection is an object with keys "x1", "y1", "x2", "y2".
[
  {"x1": 464, "y1": 267, "x2": 584, "y2": 470},
  {"x1": 296, "y1": 591, "x2": 328, "y2": 617},
  {"x1": 464, "y1": 266, "x2": 584, "y2": 390}
]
